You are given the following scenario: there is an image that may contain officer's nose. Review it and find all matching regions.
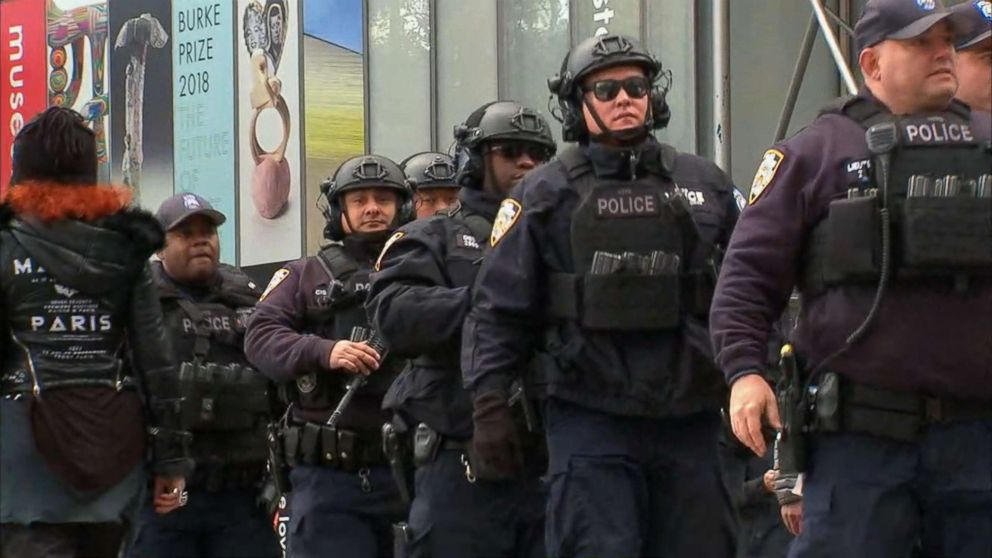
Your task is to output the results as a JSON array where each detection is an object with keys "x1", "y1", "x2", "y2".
[{"x1": 516, "y1": 152, "x2": 537, "y2": 170}]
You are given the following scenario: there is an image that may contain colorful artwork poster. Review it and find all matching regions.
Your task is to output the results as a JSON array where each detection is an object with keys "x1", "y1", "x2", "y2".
[
  {"x1": 302, "y1": 0, "x2": 365, "y2": 255},
  {"x1": 110, "y1": 0, "x2": 174, "y2": 212},
  {"x1": 237, "y1": 0, "x2": 303, "y2": 267},
  {"x1": 172, "y1": 1, "x2": 237, "y2": 263},
  {"x1": 46, "y1": 0, "x2": 112, "y2": 183},
  {"x1": 1, "y1": 0, "x2": 48, "y2": 192}
]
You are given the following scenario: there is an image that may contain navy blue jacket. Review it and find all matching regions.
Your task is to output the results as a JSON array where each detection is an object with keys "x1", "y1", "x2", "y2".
[
  {"x1": 367, "y1": 189, "x2": 500, "y2": 438},
  {"x1": 710, "y1": 92, "x2": 992, "y2": 399},
  {"x1": 462, "y1": 139, "x2": 740, "y2": 418}
]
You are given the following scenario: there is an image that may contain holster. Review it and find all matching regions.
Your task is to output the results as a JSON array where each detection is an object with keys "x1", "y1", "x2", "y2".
[
  {"x1": 382, "y1": 418, "x2": 414, "y2": 505},
  {"x1": 775, "y1": 347, "x2": 808, "y2": 475},
  {"x1": 267, "y1": 419, "x2": 292, "y2": 495}
]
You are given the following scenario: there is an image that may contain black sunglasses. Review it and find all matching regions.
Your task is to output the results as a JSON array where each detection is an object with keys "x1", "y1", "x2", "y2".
[
  {"x1": 487, "y1": 142, "x2": 553, "y2": 162},
  {"x1": 585, "y1": 76, "x2": 651, "y2": 102}
]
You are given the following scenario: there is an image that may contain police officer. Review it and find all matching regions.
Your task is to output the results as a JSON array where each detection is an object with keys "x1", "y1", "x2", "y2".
[
  {"x1": 367, "y1": 101, "x2": 556, "y2": 558},
  {"x1": 711, "y1": 1, "x2": 992, "y2": 556},
  {"x1": 461, "y1": 35, "x2": 740, "y2": 557},
  {"x1": 245, "y1": 155, "x2": 413, "y2": 558},
  {"x1": 402, "y1": 152, "x2": 462, "y2": 219},
  {"x1": 1, "y1": 107, "x2": 191, "y2": 557},
  {"x1": 952, "y1": 0, "x2": 991, "y2": 112},
  {"x1": 129, "y1": 193, "x2": 280, "y2": 558}
]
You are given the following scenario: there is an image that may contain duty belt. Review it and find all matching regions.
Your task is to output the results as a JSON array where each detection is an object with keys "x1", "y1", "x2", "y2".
[
  {"x1": 280, "y1": 421, "x2": 387, "y2": 472},
  {"x1": 188, "y1": 462, "x2": 267, "y2": 493},
  {"x1": 814, "y1": 373, "x2": 992, "y2": 443}
]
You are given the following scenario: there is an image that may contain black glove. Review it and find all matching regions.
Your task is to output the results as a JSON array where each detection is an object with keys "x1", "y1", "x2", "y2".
[{"x1": 470, "y1": 390, "x2": 523, "y2": 480}]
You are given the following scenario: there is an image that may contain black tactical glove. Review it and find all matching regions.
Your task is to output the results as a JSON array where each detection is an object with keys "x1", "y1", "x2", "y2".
[{"x1": 470, "y1": 390, "x2": 523, "y2": 480}]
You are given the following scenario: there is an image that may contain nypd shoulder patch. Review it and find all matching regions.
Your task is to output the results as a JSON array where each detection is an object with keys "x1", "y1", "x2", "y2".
[
  {"x1": 260, "y1": 268, "x2": 291, "y2": 301},
  {"x1": 490, "y1": 199, "x2": 522, "y2": 247},
  {"x1": 749, "y1": 149, "x2": 785, "y2": 205},
  {"x1": 374, "y1": 231, "x2": 406, "y2": 272}
]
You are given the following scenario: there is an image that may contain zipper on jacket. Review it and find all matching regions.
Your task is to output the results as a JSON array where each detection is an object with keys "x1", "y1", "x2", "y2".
[{"x1": 10, "y1": 333, "x2": 41, "y2": 397}]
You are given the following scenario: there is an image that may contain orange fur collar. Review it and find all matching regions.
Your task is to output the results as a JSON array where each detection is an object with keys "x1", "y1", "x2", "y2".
[{"x1": 3, "y1": 182, "x2": 132, "y2": 222}]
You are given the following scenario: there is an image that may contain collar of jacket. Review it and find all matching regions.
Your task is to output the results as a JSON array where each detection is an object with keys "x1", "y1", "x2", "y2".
[{"x1": 1, "y1": 181, "x2": 132, "y2": 223}]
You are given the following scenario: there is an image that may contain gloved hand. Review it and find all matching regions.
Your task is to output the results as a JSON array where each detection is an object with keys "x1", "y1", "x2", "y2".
[{"x1": 470, "y1": 390, "x2": 523, "y2": 480}]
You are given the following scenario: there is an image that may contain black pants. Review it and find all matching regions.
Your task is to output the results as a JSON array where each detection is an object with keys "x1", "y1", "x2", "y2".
[{"x1": 1, "y1": 522, "x2": 126, "y2": 558}]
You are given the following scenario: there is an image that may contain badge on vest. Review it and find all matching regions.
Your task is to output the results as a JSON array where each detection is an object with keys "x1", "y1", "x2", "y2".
[
  {"x1": 845, "y1": 158, "x2": 873, "y2": 188},
  {"x1": 374, "y1": 231, "x2": 406, "y2": 272},
  {"x1": 900, "y1": 117, "x2": 975, "y2": 146},
  {"x1": 296, "y1": 372, "x2": 317, "y2": 394},
  {"x1": 260, "y1": 268, "x2": 291, "y2": 301},
  {"x1": 490, "y1": 199, "x2": 522, "y2": 246},
  {"x1": 750, "y1": 149, "x2": 784, "y2": 205},
  {"x1": 595, "y1": 189, "x2": 662, "y2": 218}
]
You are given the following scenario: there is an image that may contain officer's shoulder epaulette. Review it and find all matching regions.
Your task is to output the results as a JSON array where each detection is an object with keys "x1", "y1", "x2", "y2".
[
  {"x1": 519, "y1": 162, "x2": 569, "y2": 211},
  {"x1": 216, "y1": 263, "x2": 262, "y2": 303},
  {"x1": 671, "y1": 151, "x2": 733, "y2": 193}
]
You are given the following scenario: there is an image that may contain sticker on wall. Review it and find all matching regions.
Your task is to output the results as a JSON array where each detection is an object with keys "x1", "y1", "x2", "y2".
[
  {"x1": 237, "y1": 0, "x2": 303, "y2": 266},
  {"x1": 110, "y1": 0, "x2": 174, "y2": 211},
  {"x1": 302, "y1": 0, "x2": 365, "y2": 254},
  {"x1": 0, "y1": 0, "x2": 48, "y2": 191},
  {"x1": 47, "y1": 0, "x2": 112, "y2": 182},
  {"x1": 172, "y1": 1, "x2": 238, "y2": 263}
]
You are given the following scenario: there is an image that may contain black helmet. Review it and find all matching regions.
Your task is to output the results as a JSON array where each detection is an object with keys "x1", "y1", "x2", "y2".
[
  {"x1": 452, "y1": 100, "x2": 557, "y2": 188},
  {"x1": 319, "y1": 154, "x2": 414, "y2": 241},
  {"x1": 400, "y1": 152, "x2": 459, "y2": 190},
  {"x1": 547, "y1": 34, "x2": 671, "y2": 143}
]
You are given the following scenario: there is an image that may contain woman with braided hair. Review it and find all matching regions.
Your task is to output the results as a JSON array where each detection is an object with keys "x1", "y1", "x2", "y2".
[{"x1": 0, "y1": 107, "x2": 192, "y2": 557}]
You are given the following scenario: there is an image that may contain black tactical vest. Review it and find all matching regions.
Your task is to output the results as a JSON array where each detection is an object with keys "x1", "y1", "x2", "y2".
[
  {"x1": 147, "y1": 264, "x2": 271, "y2": 464},
  {"x1": 803, "y1": 97, "x2": 992, "y2": 294},
  {"x1": 294, "y1": 245, "x2": 400, "y2": 412},
  {"x1": 546, "y1": 146, "x2": 713, "y2": 330}
]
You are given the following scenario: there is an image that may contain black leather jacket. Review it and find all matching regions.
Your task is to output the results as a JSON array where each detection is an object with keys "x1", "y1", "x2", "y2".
[{"x1": 0, "y1": 202, "x2": 192, "y2": 474}]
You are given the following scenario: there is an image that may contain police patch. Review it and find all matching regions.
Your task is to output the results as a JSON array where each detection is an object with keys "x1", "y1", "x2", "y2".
[
  {"x1": 374, "y1": 231, "x2": 406, "y2": 272},
  {"x1": 749, "y1": 149, "x2": 784, "y2": 205},
  {"x1": 490, "y1": 199, "x2": 522, "y2": 246},
  {"x1": 456, "y1": 234, "x2": 481, "y2": 250},
  {"x1": 260, "y1": 268, "x2": 290, "y2": 301}
]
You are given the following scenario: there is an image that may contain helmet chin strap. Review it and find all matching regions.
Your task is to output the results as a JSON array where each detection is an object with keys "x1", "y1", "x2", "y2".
[{"x1": 582, "y1": 95, "x2": 654, "y2": 146}]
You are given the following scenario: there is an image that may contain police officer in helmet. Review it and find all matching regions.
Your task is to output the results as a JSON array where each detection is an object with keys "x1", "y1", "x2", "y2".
[
  {"x1": 130, "y1": 193, "x2": 280, "y2": 558},
  {"x1": 402, "y1": 152, "x2": 461, "y2": 219},
  {"x1": 711, "y1": 1, "x2": 992, "y2": 555},
  {"x1": 462, "y1": 35, "x2": 740, "y2": 558},
  {"x1": 245, "y1": 154, "x2": 413, "y2": 558},
  {"x1": 368, "y1": 101, "x2": 555, "y2": 558}
]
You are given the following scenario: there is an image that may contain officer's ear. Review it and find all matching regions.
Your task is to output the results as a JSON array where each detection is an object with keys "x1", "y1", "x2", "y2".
[{"x1": 859, "y1": 46, "x2": 882, "y2": 83}]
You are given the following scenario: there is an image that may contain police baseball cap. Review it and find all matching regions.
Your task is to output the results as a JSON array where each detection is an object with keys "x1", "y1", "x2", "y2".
[
  {"x1": 952, "y1": 1, "x2": 991, "y2": 50},
  {"x1": 156, "y1": 192, "x2": 226, "y2": 231},
  {"x1": 855, "y1": 0, "x2": 959, "y2": 51}
]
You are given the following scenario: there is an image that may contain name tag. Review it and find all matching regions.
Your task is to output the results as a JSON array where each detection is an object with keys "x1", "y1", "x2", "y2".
[
  {"x1": 901, "y1": 117, "x2": 975, "y2": 146},
  {"x1": 595, "y1": 190, "x2": 661, "y2": 218}
]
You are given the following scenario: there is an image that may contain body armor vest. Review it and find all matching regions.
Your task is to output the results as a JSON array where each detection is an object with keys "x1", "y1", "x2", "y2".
[
  {"x1": 803, "y1": 97, "x2": 992, "y2": 295},
  {"x1": 147, "y1": 265, "x2": 271, "y2": 465},
  {"x1": 294, "y1": 245, "x2": 401, "y2": 413},
  {"x1": 546, "y1": 146, "x2": 713, "y2": 330}
]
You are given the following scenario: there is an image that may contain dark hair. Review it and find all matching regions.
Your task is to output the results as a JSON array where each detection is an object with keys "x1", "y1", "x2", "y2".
[{"x1": 10, "y1": 107, "x2": 98, "y2": 186}]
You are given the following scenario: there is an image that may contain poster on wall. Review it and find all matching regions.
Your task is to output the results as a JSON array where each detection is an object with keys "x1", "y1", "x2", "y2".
[
  {"x1": 172, "y1": 1, "x2": 237, "y2": 263},
  {"x1": 1, "y1": 0, "x2": 48, "y2": 192},
  {"x1": 302, "y1": 0, "x2": 366, "y2": 255},
  {"x1": 237, "y1": 0, "x2": 303, "y2": 267},
  {"x1": 46, "y1": 0, "x2": 112, "y2": 183},
  {"x1": 110, "y1": 0, "x2": 174, "y2": 212}
]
